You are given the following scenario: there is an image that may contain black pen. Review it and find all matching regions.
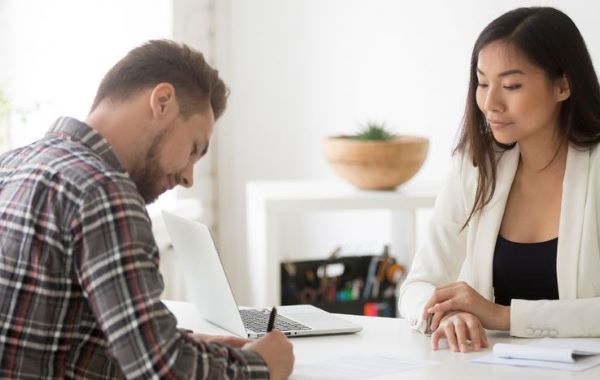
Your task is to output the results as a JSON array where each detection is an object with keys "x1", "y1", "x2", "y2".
[
  {"x1": 267, "y1": 306, "x2": 277, "y2": 332},
  {"x1": 424, "y1": 314, "x2": 434, "y2": 337}
]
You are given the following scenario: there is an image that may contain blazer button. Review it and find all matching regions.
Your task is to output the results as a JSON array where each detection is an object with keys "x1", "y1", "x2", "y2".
[
  {"x1": 525, "y1": 328, "x2": 533, "y2": 335},
  {"x1": 549, "y1": 330, "x2": 558, "y2": 337},
  {"x1": 542, "y1": 329, "x2": 549, "y2": 337},
  {"x1": 534, "y1": 329, "x2": 542, "y2": 336}
]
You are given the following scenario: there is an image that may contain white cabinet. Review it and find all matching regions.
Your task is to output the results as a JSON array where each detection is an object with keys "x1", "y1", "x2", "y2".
[{"x1": 246, "y1": 180, "x2": 439, "y2": 307}]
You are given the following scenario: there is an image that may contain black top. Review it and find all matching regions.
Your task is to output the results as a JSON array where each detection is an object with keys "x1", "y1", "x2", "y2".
[{"x1": 493, "y1": 235, "x2": 559, "y2": 306}]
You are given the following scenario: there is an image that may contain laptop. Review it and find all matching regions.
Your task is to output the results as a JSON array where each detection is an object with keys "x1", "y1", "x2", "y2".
[{"x1": 162, "y1": 210, "x2": 362, "y2": 338}]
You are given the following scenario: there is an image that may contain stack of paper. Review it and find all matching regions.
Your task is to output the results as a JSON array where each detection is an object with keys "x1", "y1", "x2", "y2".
[{"x1": 471, "y1": 338, "x2": 600, "y2": 371}]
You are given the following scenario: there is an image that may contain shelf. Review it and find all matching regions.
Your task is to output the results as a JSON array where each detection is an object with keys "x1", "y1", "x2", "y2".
[{"x1": 246, "y1": 180, "x2": 439, "y2": 307}]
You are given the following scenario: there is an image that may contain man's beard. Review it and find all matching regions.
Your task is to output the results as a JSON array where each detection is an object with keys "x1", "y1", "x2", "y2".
[{"x1": 130, "y1": 133, "x2": 168, "y2": 204}]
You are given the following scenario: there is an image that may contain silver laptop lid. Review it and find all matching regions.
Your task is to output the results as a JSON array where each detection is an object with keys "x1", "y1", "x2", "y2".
[{"x1": 162, "y1": 210, "x2": 247, "y2": 337}]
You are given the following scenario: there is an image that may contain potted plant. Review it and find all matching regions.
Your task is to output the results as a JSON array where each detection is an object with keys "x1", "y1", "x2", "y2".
[{"x1": 323, "y1": 123, "x2": 429, "y2": 190}]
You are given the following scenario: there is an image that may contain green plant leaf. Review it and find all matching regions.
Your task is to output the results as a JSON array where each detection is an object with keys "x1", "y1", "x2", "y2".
[{"x1": 353, "y1": 122, "x2": 395, "y2": 141}]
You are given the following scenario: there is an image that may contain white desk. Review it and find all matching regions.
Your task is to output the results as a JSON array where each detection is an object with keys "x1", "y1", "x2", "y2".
[
  {"x1": 165, "y1": 301, "x2": 600, "y2": 380},
  {"x1": 246, "y1": 180, "x2": 439, "y2": 306}
]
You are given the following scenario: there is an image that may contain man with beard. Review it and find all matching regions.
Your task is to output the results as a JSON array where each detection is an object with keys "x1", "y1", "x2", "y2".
[{"x1": 0, "y1": 40, "x2": 294, "y2": 379}]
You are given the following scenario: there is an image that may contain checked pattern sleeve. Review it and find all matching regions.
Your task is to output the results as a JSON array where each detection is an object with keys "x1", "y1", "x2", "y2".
[{"x1": 73, "y1": 179, "x2": 269, "y2": 379}]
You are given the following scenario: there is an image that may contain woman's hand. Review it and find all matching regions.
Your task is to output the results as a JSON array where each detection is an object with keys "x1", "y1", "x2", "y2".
[
  {"x1": 422, "y1": 281, "x2": 510, "y2": 331},
  {"x1": 431, "y1": 311, "x2": 489, "y2": 353}
]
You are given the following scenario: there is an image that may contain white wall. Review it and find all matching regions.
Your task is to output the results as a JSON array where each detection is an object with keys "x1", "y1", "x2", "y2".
[
  {"x1": 215, "y1": 0, "x2": 600, "y2": 304},
  {"x1": 170, "y1": 0, "x2": 218, "y2": 229},
  {"x1": 0, "y1": 0, "x2": 188, "y2": 297},
  {"x1": 0, "y1": 0, "x2": 172, "y2": 147}
]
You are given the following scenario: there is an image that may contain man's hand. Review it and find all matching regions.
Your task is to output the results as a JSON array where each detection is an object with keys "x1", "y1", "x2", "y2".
[
  {"x1": 422, "y1": 281, "x2": 510, "y2": 331},
  {"x1": 431, "y1": 311, "x2": 489, "y2": 353},
  {"x1": 244, "y1": 331, "x2": 294, "y2": 380},
  {"x1": 188, "y1": 333, "x2": 251, "y2": 348}
]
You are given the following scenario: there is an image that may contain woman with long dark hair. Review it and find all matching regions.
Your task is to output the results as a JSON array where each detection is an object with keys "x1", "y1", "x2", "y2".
[{"x1": 399, "y1": 6, "x2": 600, "y2": 353}]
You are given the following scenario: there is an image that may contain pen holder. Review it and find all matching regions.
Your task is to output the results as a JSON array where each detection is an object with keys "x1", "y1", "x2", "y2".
[{"x1": 280, "y1": 254, "x2": 404, "y2": 317}]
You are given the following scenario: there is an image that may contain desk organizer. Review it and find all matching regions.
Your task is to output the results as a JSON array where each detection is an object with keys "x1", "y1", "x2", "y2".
[{"x1": 280, "y1": 253, "x2": 405, "y2": 317}]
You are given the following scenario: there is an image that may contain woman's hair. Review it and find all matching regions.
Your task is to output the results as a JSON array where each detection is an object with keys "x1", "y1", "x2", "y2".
[
  {"x1": 91, "y1": 39, "x2": 229, "y2": 120},
  {"x1": 455, "y1": 7, "x2": 600, "y2": 228}
]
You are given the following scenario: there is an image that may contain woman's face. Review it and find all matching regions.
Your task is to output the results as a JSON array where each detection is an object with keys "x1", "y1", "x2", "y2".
[{"x1": 475, "y1": 40, "x2": 570, "y2": 146}]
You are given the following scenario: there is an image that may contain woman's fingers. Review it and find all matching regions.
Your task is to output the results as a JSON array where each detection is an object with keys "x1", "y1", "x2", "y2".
[
  {"x1": 444, "y1": 323, "x2": 459, "y2": 352},
  {"x1": 422, "y1": 297, "x2": 438, "y2": 320},
  {"x1": 430, "y1": 328, "x2": 443, "y2": 350},
  {"x1": 430, "y1": 310, "x2": 445, "y2": 331},
  {"x1": 423, "y1": 284, "x2": 468, "y2": 319},
  {"x1": 480, "y1": 325, "x2": 489, "y2": 348},
  {"x1": 422, "y1": 283, "x2": 461, "y2": 319},
  {"x1": 422, "y1": 282, "x2": 494, "y2": 337},
  {"x1": 428, "y1": 298, "x2": 456, "y2": 315},
  {"x1": 430, "y1": 312, "x2": 489, "y2": 353},
  {"x1": 431, "y1": 325, "x2": 452, "y2": 351},
  {"x1": 453, "y1": 319, "x2": 469, "y2": 352},
  {"x1": 466, "y1": 318, "x2": 482, "y2": 351}
]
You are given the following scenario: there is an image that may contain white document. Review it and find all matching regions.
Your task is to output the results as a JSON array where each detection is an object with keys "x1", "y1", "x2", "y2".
[
  {"x1": 292, "y1": 355, "x2": 437, "y2": 379},
  {"x1": 471, "y1": 338, "x2": 600, "y2": 371}
]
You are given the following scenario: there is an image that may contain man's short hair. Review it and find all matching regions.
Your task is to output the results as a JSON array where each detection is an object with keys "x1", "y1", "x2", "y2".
[{"x1": 91, "y1": 39, "x2": 228, "y2": 120}]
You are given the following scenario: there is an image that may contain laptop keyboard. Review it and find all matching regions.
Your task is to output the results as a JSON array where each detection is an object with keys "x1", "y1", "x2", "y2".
[{"x1": 239, "y1": 309, "x2": 311, "y2": 333}]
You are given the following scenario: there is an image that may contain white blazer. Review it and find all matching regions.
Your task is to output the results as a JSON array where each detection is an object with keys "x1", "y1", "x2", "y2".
[{"x1": 399, "y1": 143, "x2": 600, "y2": 337}]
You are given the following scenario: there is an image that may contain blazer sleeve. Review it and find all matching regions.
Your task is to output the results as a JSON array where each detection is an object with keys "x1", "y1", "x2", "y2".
[
  {"x1": 511, "y1": 298, "x2": 600, "y2": 337},
  {"x1": 398, "y1": 153, "x2": 470, "y2": 333}
]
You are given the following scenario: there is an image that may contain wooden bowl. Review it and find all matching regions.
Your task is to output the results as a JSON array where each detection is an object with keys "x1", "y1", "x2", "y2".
[{"x1": 323, "y1": 136, "x2": 429, "y2": 190}]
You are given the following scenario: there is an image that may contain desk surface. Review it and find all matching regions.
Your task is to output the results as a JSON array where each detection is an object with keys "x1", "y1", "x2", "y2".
[{"x1": 165, "y1": 301, "x2": 600, "y2": 380}]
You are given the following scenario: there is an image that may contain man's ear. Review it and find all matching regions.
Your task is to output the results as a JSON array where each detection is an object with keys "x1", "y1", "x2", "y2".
[
  {"x1": 150, "y1": 83, "x2": 177, "y2": 118},
  {"x1": 555, "y1": 75, "x2": 571, "y2": 102}
]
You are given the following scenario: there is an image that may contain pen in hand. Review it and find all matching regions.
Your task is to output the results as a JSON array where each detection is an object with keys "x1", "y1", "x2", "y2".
[
  {"x1": 424, "y1": 313, "x2": 434, "y2": 336},
  {"x1": 267, "y1": 306, "x2": 277, "y2": 332}
]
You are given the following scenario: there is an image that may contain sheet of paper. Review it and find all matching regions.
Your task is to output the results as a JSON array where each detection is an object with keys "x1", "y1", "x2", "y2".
[
  {"x1": 292, "y1": 355, "x2": 437, "y2": 379},
  {"x1": 494, "y1": 343, "x2": 579, "y2": 363},
  {"x1": 532, "y1": 338, "x2": 600, "y2": 355},
  {"x1": 471, "y1": 352, "x2": 600, "y2": 372},
  {"x1": 471, "y1": 338, "x2": 600, "y2": 372}
]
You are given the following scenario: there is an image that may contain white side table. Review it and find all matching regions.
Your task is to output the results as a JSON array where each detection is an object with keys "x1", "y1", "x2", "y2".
[{"x1": 246, "y1": 180, "x2": 439, "y2": 307}]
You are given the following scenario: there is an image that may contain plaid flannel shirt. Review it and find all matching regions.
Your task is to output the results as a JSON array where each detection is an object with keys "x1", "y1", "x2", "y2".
[{"x1": 0, "y1": 117, "x2": 269, "y2": 379}]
